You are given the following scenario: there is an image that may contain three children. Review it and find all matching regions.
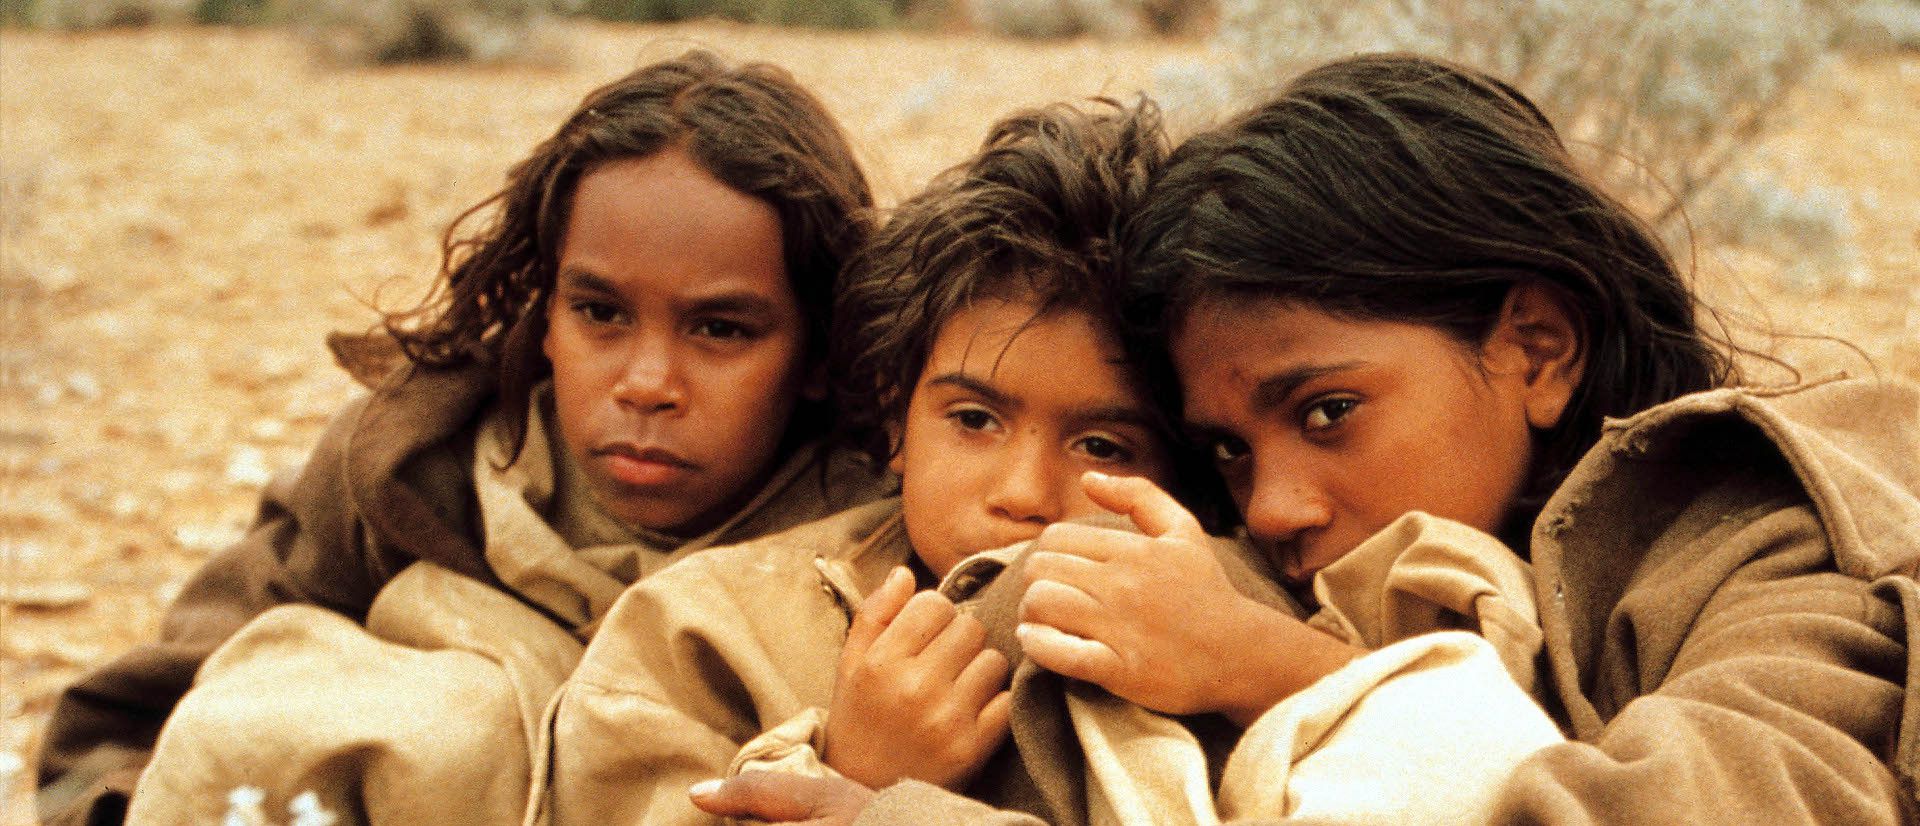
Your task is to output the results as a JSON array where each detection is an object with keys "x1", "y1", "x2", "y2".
[{"x1": 41, "y1": 46, "x2": 1919, "y2": 826}]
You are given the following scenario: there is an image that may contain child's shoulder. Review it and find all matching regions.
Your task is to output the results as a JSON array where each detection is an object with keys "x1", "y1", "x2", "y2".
[
  {"x1": 629, "y1": 497, "x2": 903, "y2": 603},
  {"x1": 578, "y1": 498, "x2": 904, "y2": 683}
]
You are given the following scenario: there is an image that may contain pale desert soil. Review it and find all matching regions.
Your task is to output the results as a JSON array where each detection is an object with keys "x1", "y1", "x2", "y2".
[{"x1": 1, "y1": 20, "x2": 1915, "y2": 823}]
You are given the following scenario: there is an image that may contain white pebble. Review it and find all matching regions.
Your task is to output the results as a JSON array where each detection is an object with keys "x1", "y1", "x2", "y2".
[{"x1": 289, "y1": 790, "x2": 338, "y2": 826}]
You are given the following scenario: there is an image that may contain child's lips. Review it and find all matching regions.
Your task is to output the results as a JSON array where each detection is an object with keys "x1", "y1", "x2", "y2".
[
  {"x1": 1261, "y1": 540, "x2": 1318, "y2": 587},
  {"x1": 594, "y1": 443, "x2": 697, "y2": 488}
]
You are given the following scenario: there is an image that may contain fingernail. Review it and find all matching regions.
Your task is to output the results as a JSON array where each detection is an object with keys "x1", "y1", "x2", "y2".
[{"x1": 688, "y1": 779, "x2": 720, "y2": 798}]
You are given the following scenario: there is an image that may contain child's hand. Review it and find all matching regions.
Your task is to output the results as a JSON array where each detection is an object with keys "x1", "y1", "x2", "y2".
[
  {"x1": 1016, "y1": 472, "x2": 1361, "y2": 725},
  {"x1": 690, "y1": 772, "x2": 872, "y2": 825},
  {"x1": 823, "y1": 566, "x2": 1013, "y2": 791}
]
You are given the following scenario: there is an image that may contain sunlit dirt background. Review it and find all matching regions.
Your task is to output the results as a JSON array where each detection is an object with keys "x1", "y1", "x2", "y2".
[{"x1": 2, "y1": 20, "x2": 1915, "y2": 823}]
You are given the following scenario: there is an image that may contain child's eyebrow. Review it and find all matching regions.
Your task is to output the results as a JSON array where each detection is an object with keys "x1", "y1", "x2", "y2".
[
  {"x1": 926, "y1": 373, "x2": 1018, "y2": 411},
  {"x1": 555, "y1": 269, "x2": 619, "y2": 295},
  {"x1": 928, "y1": 372, "x2": 1158, "y2": 430},
  {"x1": 553, "y1": 271, "x2": 776, "y2": 317},
  {"x1": 679, "y1": 292, "x2": 778, "y2": 317},
  {"x1": 1251, "y1": 361, "x2": 1366, "y2": 414}
]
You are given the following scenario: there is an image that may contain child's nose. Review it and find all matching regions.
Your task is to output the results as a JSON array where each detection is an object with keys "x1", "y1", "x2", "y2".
[
  {"x1": 1240, "y1": 462, "x2": 1332, "y2": 548},
  {"x1": 611, "y1": 335, "x2": 686, "y2": 413},
  {"x1": 985, "y1": 436, "x2": 1061, "y2": 527}
]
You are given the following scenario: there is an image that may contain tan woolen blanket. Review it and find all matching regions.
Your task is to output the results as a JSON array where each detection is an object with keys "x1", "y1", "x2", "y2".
[
  {"x1": 123, "y1": 381, "x2": 877, "y2": 825},
  {"x1": 721, "y1": 512, "x2": 1564, "y2": 826},
  {"x1": 124, "y1": 561, "x2": 583, "y2": 825},
  {"x1": 1065, "y1": 512, "x2": 1566, "y2": 826}
]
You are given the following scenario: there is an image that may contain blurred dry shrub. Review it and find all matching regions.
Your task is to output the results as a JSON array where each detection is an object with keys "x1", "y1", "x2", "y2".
[
  {"x1": 270, "y1": 0, "x2": 576, "y2": 64},
  {"x1": 1836, "y1": 0, "x2": 1920, "y2": 52},
  {"x1": 1158, "y1": 0, "x2": 1875, "y2": 289},
  {"x1": 1702, "y1": 172, "x2": 1869, "y2": 291},
  {"x1": 1207, "y1": 0, "x2": 1845, "y2": 229},
  {"x1": 1, "y1": 0, "x2": 195, "y2": 27},
  {"x1": 956, "y1": 0, "x2": 1214, "y2": 37},
  {"x1": 580, "y1": 0, "x2": 902, "y2": 28}
]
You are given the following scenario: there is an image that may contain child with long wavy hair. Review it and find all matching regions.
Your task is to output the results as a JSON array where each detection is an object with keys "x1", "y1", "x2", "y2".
[{"x1": 39, "y1": 49, "x2": 889, "y2": 826}]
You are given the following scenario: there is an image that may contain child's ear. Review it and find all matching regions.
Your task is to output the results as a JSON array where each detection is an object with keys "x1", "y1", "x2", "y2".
[
  {"x1": 885, "y1": 420, "x2": 905, "y2": 477},
  {"x1": 1482, "y1": 281, "x2": 1584, "y2": 430}
]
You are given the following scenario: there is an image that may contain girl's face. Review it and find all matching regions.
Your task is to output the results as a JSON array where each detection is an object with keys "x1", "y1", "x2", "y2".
[
  {"x1": 544, "y1": 149, "x2": 815, "y2": 536},
  {"x1": 1173, "y1": 293, "x2": 1577, "y2": 585},
  {"x1": 891, "y1": 297, "x2": 1173, "y2": 577}
]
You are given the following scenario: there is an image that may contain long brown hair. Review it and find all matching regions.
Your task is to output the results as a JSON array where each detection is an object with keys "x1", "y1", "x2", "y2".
[
  {"x1": 1126, "y1": 53, "x2": 1734, "y2": 545},
  {"x1": 385, "y1": 49, "x2": 872, "y2": 457}
]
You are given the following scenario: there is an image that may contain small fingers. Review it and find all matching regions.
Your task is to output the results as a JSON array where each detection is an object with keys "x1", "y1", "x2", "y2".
[
  {"x1": 689, "y1": 772, "x2": 826, "y2": 821},
  {"x1": 1018, "y1": 578, "x2": 1106, "y2": 638},
  {"x1": 1033, "y1": 521, "x2": 1137, "y2": 563},
  {"x1": 973, "y1": 689, "x2": 1013, "y2": 750},
  {"x1": 950, "y1": 646, "x2": 1010, "y2": 713},
  {"x1": 845, "y1": 567, "x2": 915, "y2": 659},
  {"x1": 1022, "y1": 549, "x2": 1112, "y2": 593},
  {"x1": 1081, "y1": 471, "x2": 1207, "y2": 543},
  {"x1": 918, "y1": 609, "x2": 989, "y2": 681},
  {"x1": 867, "y1": 589, "x2": 959, "y2": 662},
  {"x1": 1016, "y1": 622, "x2": 1122, "y2": 686}
]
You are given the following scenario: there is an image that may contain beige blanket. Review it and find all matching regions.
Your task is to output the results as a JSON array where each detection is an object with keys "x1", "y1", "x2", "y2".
[
  {"x1": 123, "y1": 381, "x2": 885, "y2": 825},
  {"x1": 125, "y1": 562, "x2": 582, "y2": 825},
  {"x1": 1073, "y1": 511, "x2": 1565, "y2": 826},
  {"x1": 724, "y1": 512, "x2": 1563, "y2": 825}
]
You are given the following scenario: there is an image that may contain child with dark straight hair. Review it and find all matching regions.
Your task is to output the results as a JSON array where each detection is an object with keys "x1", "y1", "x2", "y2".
[
  {"x1": 537, "y1": 97, "x2": 1198, "y2": 826},
  {"x1": 40, "y1": 49, "x2": 889, "y2": 826},
  {"x1": 691, "y1": 53, "x2": 1920, "y2": 826}
]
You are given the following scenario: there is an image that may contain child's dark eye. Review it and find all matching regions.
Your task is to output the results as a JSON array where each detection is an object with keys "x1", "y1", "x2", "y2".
[
  {"x1": 572, "y1": 300, "x2": 624, "y2": 325},
  {"x1": 949, "y1": 407, "x2": 998, "y2": 432},
  {"x1": 1075, "y1": 434, "x2": 1133, "y2": 463},
  {"x1": 1211, "y1": 435, "x2": 1251, "y2": 465},
  {"x1": 692, "y1": 319, "x2": 752, "y2": 339},
  {"x1": 1302, "y1": 396, "x2": 1359, "y2": 432}
]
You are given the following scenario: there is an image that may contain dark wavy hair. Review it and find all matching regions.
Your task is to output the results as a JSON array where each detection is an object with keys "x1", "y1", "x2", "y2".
[
  {"x1": 832, "y1": 98, "x2": 1221, "y2": 514},
  {"x1": 384, "y1": 49, "x2": 872, "y2": 458},
  {"x1": 1126, "y1": 53, "x2": 1735, "y2": 546}
]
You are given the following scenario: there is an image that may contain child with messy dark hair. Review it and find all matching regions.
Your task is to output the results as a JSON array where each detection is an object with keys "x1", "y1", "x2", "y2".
[{"x1": 39, "y1": 50, "x2": 890, "y2": 826}]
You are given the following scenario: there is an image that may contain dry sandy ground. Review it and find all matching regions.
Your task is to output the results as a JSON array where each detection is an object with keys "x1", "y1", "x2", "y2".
[{"x1": 1, "y1": 20, "x2": 1915, "y2": 823}]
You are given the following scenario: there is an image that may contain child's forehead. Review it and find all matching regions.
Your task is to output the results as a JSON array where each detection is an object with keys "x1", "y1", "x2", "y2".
[
  {"x1": 920, "y1": 298, "x2": 1148, "y2": 412},
  {"x1": 932, "y1": 295, "x2": 1111, "y2": 363}
]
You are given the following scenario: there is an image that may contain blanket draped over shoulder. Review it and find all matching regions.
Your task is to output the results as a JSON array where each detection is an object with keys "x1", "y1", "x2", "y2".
[
  {"x1": 117, "y1": 376, "x2": 888, "y2": 826},
  {"x1": 853, "y1": 378, "x2": 1920, "y2": 826}
]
